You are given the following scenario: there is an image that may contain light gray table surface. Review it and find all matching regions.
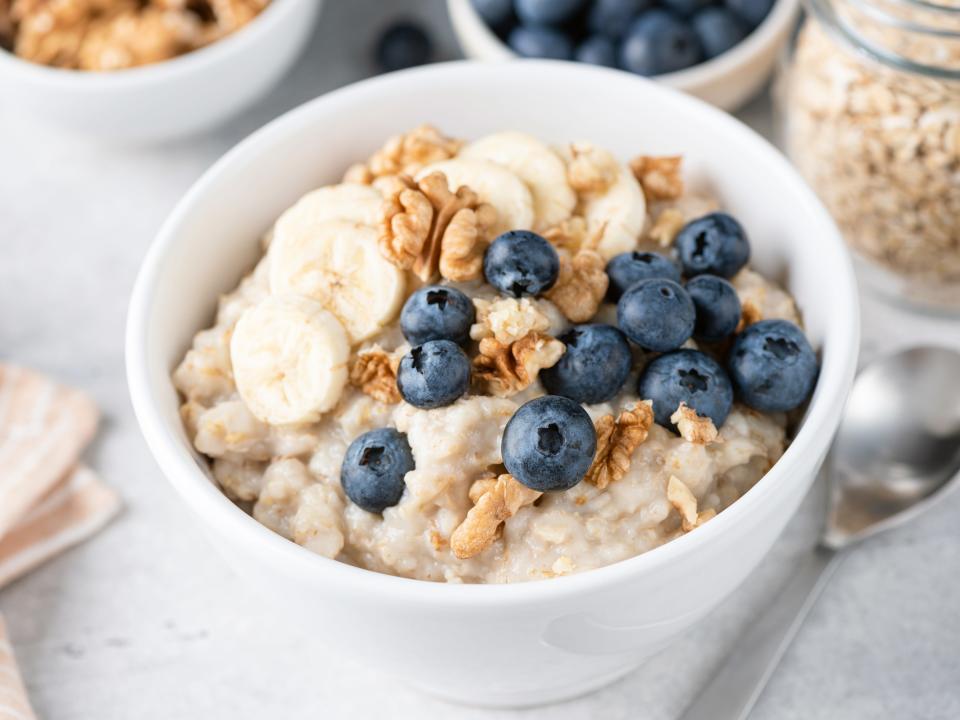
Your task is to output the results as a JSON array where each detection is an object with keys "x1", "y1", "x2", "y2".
[{"x1": 1, "y1": 2, "x2": 958, "y2": 718}]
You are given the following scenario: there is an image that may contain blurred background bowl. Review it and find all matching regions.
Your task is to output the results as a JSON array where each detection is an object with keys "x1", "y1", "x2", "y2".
[
  {"x1": 0, "y1": 0, "x2": 320, "y2": 144},
  {"x1": 447, "y1": 0, "x2": 799, "y2": 111}
]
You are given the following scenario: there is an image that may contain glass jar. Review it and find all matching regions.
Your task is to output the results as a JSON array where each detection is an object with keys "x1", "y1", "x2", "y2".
[{"x1": 777, "y1": 0, "x2": 960, "y2": 313}]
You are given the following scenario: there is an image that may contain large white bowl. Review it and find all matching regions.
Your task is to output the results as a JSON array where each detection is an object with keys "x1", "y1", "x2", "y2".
[
  {"x1": 447, "y1": 0, "x2": 799, "y2": 111},
  {"x1": 126, "y1": 61, "x2": 859, "y2": 708},
  {"x1": 0, "y1": 0, "x2": 319, "y2": 143}
]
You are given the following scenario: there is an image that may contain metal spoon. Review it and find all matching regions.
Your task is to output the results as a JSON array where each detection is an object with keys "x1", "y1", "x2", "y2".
[{"x1": 680, "y1": 346, "x2": 960, "y2": 720}]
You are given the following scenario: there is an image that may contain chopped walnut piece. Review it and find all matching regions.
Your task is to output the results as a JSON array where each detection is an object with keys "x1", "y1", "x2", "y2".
[
  {"x1": 667, "y1": 475, "x2": 715, "y2": 532},
  {"x1": 565, "y1": 143, "x2": 619, "y2": 194},
  {"x1": 630, "y1": 155, "x2": 684, "y2": 203},
  {"x1": 670, "y1": 402, "x2": 721, "y2": 445},
  {"x1": 377, "y1": 172, "x2": 496, "y2": 282},
  {"x1": 542, "y1": 216, "x2": 589, "y2": 253},
  {"x1": 349, "y1": 347, "x2": 402, "y2": 404},
  {"x1": 545, "y1": 248, "x2": 609, "y2": 323},
  {"x1": 451, "y1": 474, "x2": 541, "y2": 559},
  {"x1": 470, "y1": 296, "x2": 551, "y2": 344},
  {"x1": 648, "y1": 208, "x2": 686, "y2": 247},
  {"x1": 473, "y1": 332, "x2": 565, "y2": 397},
  {"x1": 585, "y1": 400, "x2": 655, "y2": 489},
  {"x1": 346, "y1": 125, "x2": 463, "y2": 183},
  {"x1": 736, "y1": 299, "x2": 763, "y2": 332}
]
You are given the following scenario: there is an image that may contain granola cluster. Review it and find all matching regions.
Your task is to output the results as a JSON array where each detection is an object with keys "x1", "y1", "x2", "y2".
[
  {"x1": 1, "y1": 0, "x2": 268, "y2": 70},
  {"x1": 785, "y1": 21, "x2": 960, "y2": 306}
]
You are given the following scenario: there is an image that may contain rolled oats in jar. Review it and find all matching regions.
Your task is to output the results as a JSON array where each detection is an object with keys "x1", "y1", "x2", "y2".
[{"x1": 778, "y1": 0, "x2": 960, "y2": 311}]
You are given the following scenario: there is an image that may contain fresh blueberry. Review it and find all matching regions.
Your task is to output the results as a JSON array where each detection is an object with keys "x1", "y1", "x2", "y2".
[
  {"x1": 588, "y1": 0, "x2": 651, "y2": 38},
  {"x1": 619, "y1": 10, "x2": 702, "y2": 76},
  {"x1": 725, "y1": 0, "x2": 774, "y2": 28},
  {"x1": 507, "y1": 24, "x2": 574, "y2": 59},
  {"x1": 400, "y1": 285, "x2": 475, "y2": 346},
  {"x1": 638, "y1": 349, "x2": 734, "y2": 430},
  {"x1": 483, "y1": 230, "x2": 560, "y2": 297},
  {"x1": 674, "y1": 212, "x2": 750, "y2": 278},
  {"x1": 693, "y1": 7, "x2": 748, "y2": 59},
  {"x1": 471, "y1": 0, "x2": 514, "y2": 28},
  {"x1": 728, "y1": 319, "x2": 818, "y2": 412},
  {"x1": 375, "y1": 21, "x2": 433, "y2": 73},
  {"x1": 575, "y1": 35, "x2": 618, "y2": 66},
  {"x1": 541, "y1": 324, "x2": 633, "y2": 404},
  {"x1": 686, "y1": 274, "x2": 742, "y2": 342},
  {"x1": 514, "y1": 0, "x2": 585, "y2": 26},
  {"x1": 341, "y1": 428, "x2": 415, "y2": 513},
  {"x1": 397, "y1": 340, "x2": 471, "y2": 409},
  {"x1": 606, "y1": 251, "x2": 682, "y2": 301},
  {"x1": 502, "y1": 395, "x2": 597, "y2": 492},
  {"x1": 617, "y1": 278, "x2": 696, "y2": 351},
  {"x1": 660, "y1": 0, "x2": 712, "y2": 18}
]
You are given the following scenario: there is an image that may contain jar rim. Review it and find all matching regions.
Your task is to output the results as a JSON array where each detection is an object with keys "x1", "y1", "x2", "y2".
[{"x1": 806, "y1": 0, "x2": 960, "y2": 79}]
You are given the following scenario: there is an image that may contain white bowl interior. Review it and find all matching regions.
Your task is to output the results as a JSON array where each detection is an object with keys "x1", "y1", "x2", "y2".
[{"x1": 131, "y1": 60, "x2": 858, "y2": 596}]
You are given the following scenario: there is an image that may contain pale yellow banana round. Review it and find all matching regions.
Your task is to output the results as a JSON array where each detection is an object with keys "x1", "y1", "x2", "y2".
[
  {"x1": 582, "y1": 165, "x2": 647, "y2": 259},
  {"x1": 417, "y1": 158, "x2": 534, "y2": 237},
  {"x1": 459, "y1": 131, "x2": 576, "y2": 230},
  {"x1": 275, "y1": 183, "x2": 383, "y2": 238},
  {"x1": 230, "y1": 294, "x2": 350, "y2": 426},
  {"x1": 268, "y1": 220, "x2": 405, "y2": 343}
]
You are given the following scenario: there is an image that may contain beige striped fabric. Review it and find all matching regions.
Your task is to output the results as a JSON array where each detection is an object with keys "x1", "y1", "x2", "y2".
[
  {"x1": 0, "y1": 364, "x2": 121, "y2": 720},
  {"x1": 0, "y1": 366, "x2": 99, "y2": 539},
  {"x1": 0, "y1": 618, "x2": 37, "y2": 720},
  {"x1": 0, "y1": 465, "x2": 120, "y2": 590}
]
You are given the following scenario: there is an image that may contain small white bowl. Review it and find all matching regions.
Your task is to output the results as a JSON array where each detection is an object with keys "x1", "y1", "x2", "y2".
[
  {"x1": 0, "y1": 0, "x2": 320, "y2": 143},
  {"x1": 127, "y1": 61, "x2": 858, "y2": 708},
  {"x1": 447, "y1": 0, "x2": 799, "y2": 111}
]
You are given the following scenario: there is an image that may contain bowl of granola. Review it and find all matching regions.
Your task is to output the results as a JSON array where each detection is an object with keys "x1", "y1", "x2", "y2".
[
  {"x1": 127, "y1": 61, "x2": 859, "y2": 706},
  {"x1": 0, "y1": 0, "x2": 319, "y2": 142}
]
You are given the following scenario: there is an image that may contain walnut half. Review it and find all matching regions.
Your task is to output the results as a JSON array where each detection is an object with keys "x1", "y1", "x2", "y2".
[
  {"x1": 585, "y1": 400, "x2": 655, "y2": 489},
  {"x1": 377, "y1": 172, "x2": 495, "y2": 282},
  {"x1": 472, "y1": 332, "x2": 565, "y2": 398},
  {"x1": 629, "y1": 155, "x2": 684, "y2": 203},
  {"x1": 344, "y1": 125, "x2": 463, "y2": 183},
  {"x1": 450, "y1": 474, "x2": 541, "y2": 559},
  {"x1": 545, "y1": 248, "x2": 609, "y2": 323},
  {"x1": 349, "y1": 347, "x2": 402, "y2": 404}
]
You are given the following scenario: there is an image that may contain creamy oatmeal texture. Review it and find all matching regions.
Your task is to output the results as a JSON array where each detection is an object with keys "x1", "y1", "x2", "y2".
[{"x1": 174, "y1": 126, "x2": 805, "y2": 584}]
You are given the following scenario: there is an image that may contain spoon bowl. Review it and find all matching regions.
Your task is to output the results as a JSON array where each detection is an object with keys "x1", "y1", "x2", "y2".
[{"x1": 824, "y1": 346, "x2": 960, "y2": 548}]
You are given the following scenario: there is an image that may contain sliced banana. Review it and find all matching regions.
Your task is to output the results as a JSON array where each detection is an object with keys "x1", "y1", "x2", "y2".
[
  {"x1": 459, "y1": 131, "x2": 576, "y2": 230},
  {"x1": 274, "y1": 183, "x2": 383, "y2": 239},
  {"x1": 417, "y1": 158, "x2": 534, "y2": 237},
  {"x1": 230, "y1": 294, "x2": 350, "y2": 426},
  {"x1": 269, "y1": 220, "x2": 405, "y2": 343},
  {"x1": 581, "y1": 164, "x2": 647, "y2": 260}
]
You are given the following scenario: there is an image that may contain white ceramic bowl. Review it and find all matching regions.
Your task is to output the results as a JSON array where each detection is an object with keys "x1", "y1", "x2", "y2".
[
  {"x1": 127, "y1": 61, "x2": 859, "y2": 708},
  {"x1": 0, "y1": 0, "x2": 319, "y2": 143},
  {"x1": 447, "y1": 0, "x2": 799, "y2": 111}
]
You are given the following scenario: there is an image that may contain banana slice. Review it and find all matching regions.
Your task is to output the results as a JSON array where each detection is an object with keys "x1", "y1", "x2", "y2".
[
  {"x1": 275, "y1": 183, "x2": 382, "y2": 236},
  {"x1": 417, "y1": 159, "x2": 534, "y2": 237},
  {"x1": 460, "y1": 131, "x2": 576, "y2": 230},
  {"x1": 269, "y1": 220, "x2": 405, "y2": 343},
  {"x1": 230, "y1": 294, "x2": 350, "y2": 425},
  {"x1": 581, "y1": 164, "x2": 647, "y2": 260}
]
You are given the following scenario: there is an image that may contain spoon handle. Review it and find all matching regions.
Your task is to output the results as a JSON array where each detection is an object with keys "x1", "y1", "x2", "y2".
[{"x1": 678, "y1": 547, "x2": 844, "y2": 720}]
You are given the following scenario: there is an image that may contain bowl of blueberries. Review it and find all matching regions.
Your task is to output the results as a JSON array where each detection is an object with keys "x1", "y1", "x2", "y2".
[{"x1": 448, "y1": 0, "x2": 799, "y2": 110}]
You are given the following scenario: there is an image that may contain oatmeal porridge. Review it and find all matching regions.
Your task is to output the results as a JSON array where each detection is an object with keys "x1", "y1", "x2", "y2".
[
  {"x1": 0, "y1": 0, "x2": 270, "y2": 71},
  {"x1": 173, "y1": 125, "x2": 818, "y2": 584}
]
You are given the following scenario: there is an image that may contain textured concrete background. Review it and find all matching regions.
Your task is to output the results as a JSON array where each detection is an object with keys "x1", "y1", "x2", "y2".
[{"x1": 1, "y1": 1, "x2": 958, "y2": 718}]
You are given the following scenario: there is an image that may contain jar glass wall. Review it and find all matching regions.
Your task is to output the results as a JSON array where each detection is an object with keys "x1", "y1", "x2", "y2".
[{"x1": 776, "y1": 0, "x2": 960, "y2": 313}]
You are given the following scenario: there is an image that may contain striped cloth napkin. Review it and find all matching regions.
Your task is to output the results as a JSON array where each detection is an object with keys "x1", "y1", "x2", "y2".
[{"x1": 0, "y1": 365, "x2": 121, "y2": 720}]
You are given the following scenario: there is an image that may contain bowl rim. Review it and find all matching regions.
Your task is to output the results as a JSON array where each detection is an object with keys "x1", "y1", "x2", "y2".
[
  {"x1": 0, "y1": 0, "x2": 305, "y2": 87},
  {"x1": 446, "y1": 0, "x2": 801, "y2": 90},
  {"x1": 126, "y1": 60, "x2": 859, "y2": 608}
]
